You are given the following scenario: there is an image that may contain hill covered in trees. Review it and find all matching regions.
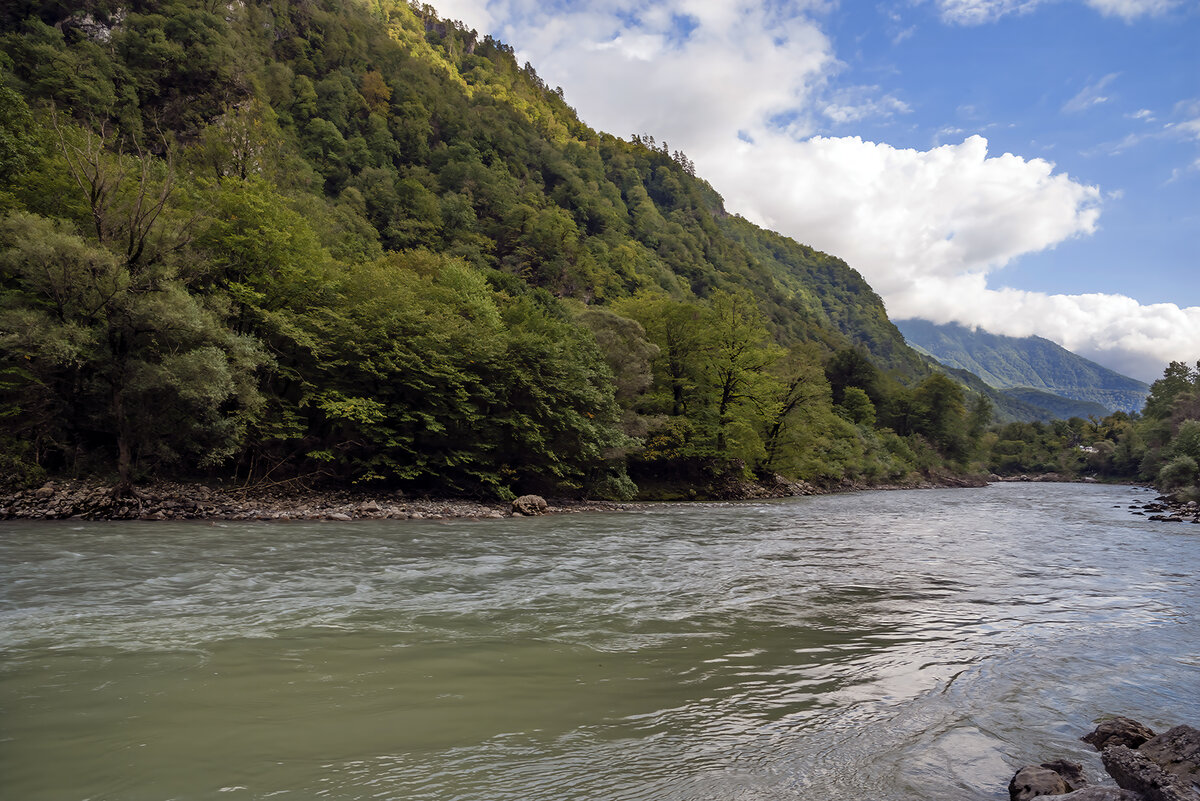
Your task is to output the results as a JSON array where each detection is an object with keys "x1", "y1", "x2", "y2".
[
  {"x1": 0, "y1": 0, "x2": 1063, "y2": 498},
  {"x1": 976, "y1": 360, "x2": 1200, "y2": 505},
  {"x1": 896, "y1": 319, "x2": 1149, "y2": 414}
]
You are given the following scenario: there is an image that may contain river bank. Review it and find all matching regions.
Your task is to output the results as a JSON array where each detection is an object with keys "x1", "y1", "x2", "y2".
[
  {"x1": 0, "y1": 479, "x2": 652, "y2": 522},
  {"x1": 0, "y1": 470, "x2": 989, "y2": 522}
]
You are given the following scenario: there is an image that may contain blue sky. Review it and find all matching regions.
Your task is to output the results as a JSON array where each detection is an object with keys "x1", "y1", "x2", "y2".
[{"x1": 432, "y1": 0, "x2": 1199, "y2": 381}]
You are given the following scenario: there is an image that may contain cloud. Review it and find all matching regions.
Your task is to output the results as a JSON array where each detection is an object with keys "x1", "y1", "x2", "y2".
[
  {"x1": 456, "y1": 0, "x2": 835, "y2": 154},
  {"x1": 1166, "y1": 100, "x2": 1200, "y2": 141},
  {"x1": 712, "y1": 135, "x2": 1101, "y2": 292},
  {"x1": 897, "y1": 283, "x2": 1200, "y2": 382},
  {"x1": 822, "y1": 88, "x2": 911, "y2": 125},
  {"x1": 935, "y1": 0, "x2": 1041, "y2": 25},
  {"x1": 1063, "y1": 73, "x2": 1119, "y2": 113},
  {"x1": 1084, "y1": 0, "x2": 1183, "y2": 20},
  {"x1": 933, "y1": 0, "x2": 1181, "y2": 24}
]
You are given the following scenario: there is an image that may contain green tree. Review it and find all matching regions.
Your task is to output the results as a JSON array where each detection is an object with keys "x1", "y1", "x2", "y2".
[
  {"x1": 0, "y1": 212, "x2": 268, "y2": 491},
  {"x1": 700, "y1": 288, "x2": 782, "y2": 459}
]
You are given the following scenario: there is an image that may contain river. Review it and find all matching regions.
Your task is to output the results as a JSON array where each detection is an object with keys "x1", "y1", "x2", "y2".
[{"x1": 1, "y1": 482, "x2": 1197, "y2": 800}]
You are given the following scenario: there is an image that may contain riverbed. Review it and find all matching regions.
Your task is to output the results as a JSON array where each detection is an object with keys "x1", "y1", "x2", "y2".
[{"x1": 1, "y1": 482, "x2": 1197, "y2": 800}]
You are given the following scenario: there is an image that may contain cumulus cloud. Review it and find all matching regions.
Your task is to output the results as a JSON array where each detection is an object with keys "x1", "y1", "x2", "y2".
[
  {"x1": 428, "y1": 0, "x2": 1198, "y2": 380},
  {"x1": 711, "y1": 135, "x2": 1102, "y2": 293}
]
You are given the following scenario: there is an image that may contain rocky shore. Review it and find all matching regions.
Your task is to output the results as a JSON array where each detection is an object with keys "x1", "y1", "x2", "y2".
[
  {"x1": 0, "y1": 480, "x2": 652, "y2": 522},
  {"x1": 1127, "y1": 494, "x2": 1200, "y2": 524},
  {"x1": 0, "y1": 470, "x2": 991, "y2": 523},
  {"x1": 1009, "y1": 717, "x2": 1200, "y2": 801}
]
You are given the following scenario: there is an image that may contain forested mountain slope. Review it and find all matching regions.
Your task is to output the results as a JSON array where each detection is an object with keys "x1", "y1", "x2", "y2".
[
  {"x1": 896, "y1": 319, "x2": 1149, "y2": 413},
  {"x1": 1, "y1": 0, "x2": 997, "y2": 497}
]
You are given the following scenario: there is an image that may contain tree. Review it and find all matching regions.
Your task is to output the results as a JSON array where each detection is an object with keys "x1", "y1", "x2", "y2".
[
  {"x1": 0, "y1": 212, "x2": 269, "y2": 492},
  {"x1": 1144, "y1": 361, "x2": 1199, "y2": 420},
  {"x1": 910, "y1": 372, "x2": 968, "y2": 461},
  {"x1": 700, "y1": 289, "x2": 782, "y2": 457},
  {"x1": 762, "y1": 346, "x2": 830, "y2": 471}
]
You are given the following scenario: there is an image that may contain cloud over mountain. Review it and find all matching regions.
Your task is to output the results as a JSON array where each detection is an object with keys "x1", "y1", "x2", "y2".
[{"x1": 433, "y1": 0, "x2": 1199, "y2": 381}]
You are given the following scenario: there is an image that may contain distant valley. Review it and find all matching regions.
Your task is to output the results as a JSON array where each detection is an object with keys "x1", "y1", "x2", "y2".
[{"x1": 896, "y1": 319, "x2": 1149, "y2": 416}]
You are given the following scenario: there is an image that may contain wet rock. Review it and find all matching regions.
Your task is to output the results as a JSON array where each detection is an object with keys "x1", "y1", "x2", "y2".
[
  {"x1": 327, "y1": 512, "x2": 352, "y2": 521},
  {"x1": 1056, "y1": 789, "x2": 1143, "y2": 800},
  {"x1": 512, "y1": 494, "x2": 548, "y2": 516},
  {"x1": 1139, "y1": 726, "x2": 1200, "y2": 792},
  {"x1": 1010, "y1": 764, "x2": 1075, "y2": 800},
  {"x1": 1045, "y1": 760, "x2": 1090, "y2": 789},
  {"x1": 1102, "y1": 745, "x2": 1200, "y2": 801},
  {"x1": 1085, "y1": 718, "x2": 1158, "y2": 751}
]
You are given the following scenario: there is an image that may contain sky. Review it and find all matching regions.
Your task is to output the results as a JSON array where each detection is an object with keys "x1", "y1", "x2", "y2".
[{"x1": 428, "y1": 0, "x2": 1199, "y2": 383}]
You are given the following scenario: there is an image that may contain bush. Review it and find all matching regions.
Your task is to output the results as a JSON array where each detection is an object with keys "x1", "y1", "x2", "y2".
[{"x1": 1158, "y1": 455, "x2": 1198, "y2": 491}]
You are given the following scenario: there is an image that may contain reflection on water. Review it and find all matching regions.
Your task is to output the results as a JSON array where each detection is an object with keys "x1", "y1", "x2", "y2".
[{"x1": 1, "y1": 482, "x2": 1198, "y2": 800}]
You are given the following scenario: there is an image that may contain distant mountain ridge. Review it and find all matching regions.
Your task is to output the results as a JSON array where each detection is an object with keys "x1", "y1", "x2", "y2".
[{"x1": 896, "y1": 319, "x2": 1149, "y2": 414}]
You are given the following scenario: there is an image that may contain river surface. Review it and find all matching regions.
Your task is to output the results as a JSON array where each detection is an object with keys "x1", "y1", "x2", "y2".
[{"x1": 1, "y1": 482, "x2": 1198, "y2": 800}]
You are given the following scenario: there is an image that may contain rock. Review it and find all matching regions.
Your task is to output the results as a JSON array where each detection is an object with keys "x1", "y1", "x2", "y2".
[
  {"x1": 1085, "y1": 718, "x2": 1158, "y2": 751},
  {"x1": 34, "y1": 484, "x2": 55, "y2": 499},
  {"x1": 1055, "y1": 789, "x2": 1142, "y2": 800},
  {"x1": 1045, "y1": 760, "x2": 1090, "y2": 790},
  {"x1": 1139, "y1": 726, "x2": 1200, "y2": 791},
  {"x1": 327, "y1": 512, "x2": 352, "y2": 521},
  {"x1": 1102, "y1": 745, "x2": 1200, "y2": 801},
  {"x1": 1010, "y1": 764, "x2": 1073, "y2": 800},
  {"x1": 511, "y1": 494, "x2": 548, "y2": 516}
]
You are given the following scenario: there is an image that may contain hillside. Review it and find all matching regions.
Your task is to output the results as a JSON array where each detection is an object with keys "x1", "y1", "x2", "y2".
[
  {"x1": 1, "y1": 0, "x2": 997, "y2": 497},
  {"x1": 896, "y1": 319, "x2": 1149, "y2": 413}
]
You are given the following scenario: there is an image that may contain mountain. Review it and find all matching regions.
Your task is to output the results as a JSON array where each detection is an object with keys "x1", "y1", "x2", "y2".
[
  {"x1": 895, "y1": 319, "x2": 1149, "y2": 414},
  {"x1": 0, "y1": 0, "x2": 1002, "y2": 496}
]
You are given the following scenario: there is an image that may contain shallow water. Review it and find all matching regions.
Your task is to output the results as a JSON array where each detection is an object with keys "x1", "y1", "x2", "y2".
[{"x1": 1, "y1": 482, "x2": 1197, "y2": 800}]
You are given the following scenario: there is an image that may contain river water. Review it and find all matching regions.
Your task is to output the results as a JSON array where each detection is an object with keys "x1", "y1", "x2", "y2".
[{"x1": 1, "y1": 482, "x2": 1198, "y2": 800}]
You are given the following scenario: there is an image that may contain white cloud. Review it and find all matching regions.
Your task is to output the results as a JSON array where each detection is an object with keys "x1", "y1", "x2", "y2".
[
  {"x1": 822, "y1": 88, "x2": 911, "y2": 125},
  {"x1": 935, "y1": 0, "x2": 1038, "y2": 24},
  {"x1": 1063, "y1": 73, "x2": 1119, "y2": 113},
  {"x1": 426, "y1": 0, "x2": 1198, "y2": 380},
  {"x1": 899, "y1": 284, "x2": 1200, "y2": 382},
  {"x1": 934, "y1": 0, "x2": 1181, "y2": 24},
  {"x1": 1084, "y1": 0, "x2": 1182, "y2": 20},
  {"x1": 713, "y1": 135, "x2": 1101, "y2": 291}
]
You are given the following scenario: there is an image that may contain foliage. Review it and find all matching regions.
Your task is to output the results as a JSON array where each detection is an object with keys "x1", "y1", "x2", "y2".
[{"x1": 0, "y1": 0, "x2": 1019, "y2": 497}]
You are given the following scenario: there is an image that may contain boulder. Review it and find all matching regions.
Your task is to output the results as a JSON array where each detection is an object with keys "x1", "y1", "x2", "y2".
[
  {"x1": 1085, "y1": 718, "x2": 1158, "y2": 751},
  {"x1": 1045, "y1": 760, "x2": 1090, "y2": 789},
  {"x1": 511, "y1": 494, "x2": 548, "y2": 516},
  {"x1": 1010, "y1": 763, "x2": 1082, "y2": 800},
  {"x1": 1139, "y1": 726, "x2": 1200, "y2": 792},
  {"x1": 1102, "y1": 745, "x2": 1200, "y2": 801},
  {"x1": 1055, "y1": 790, "x2": 1143, "y2": 800}
]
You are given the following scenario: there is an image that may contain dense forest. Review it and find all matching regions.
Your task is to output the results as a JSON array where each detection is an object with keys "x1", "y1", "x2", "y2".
[{"x1": 1, "y1": 0, "x2": 1195, "y2": 503}]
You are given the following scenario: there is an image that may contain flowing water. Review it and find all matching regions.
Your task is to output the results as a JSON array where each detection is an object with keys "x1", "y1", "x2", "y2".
[{"x1": 1, "y1": 482, "x2": 1198, "y2": 801}]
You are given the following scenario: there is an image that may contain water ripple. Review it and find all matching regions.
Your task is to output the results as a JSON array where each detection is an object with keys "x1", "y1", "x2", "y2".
[{"x1": 1, "y1": 483, "x2": 1198, "y2": 800}]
